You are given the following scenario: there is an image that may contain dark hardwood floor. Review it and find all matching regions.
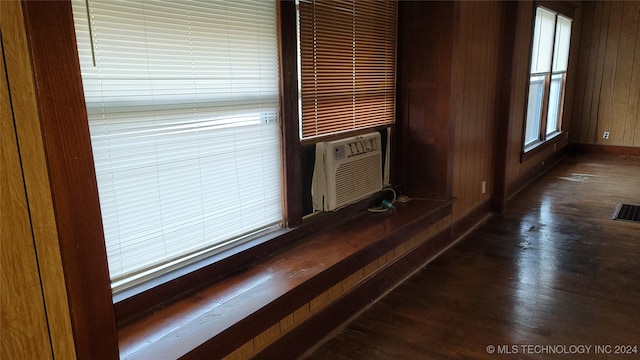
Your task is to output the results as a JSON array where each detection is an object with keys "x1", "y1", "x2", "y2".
[{"x1": 302, "y1": 154, "x2": 640, "y2": 360}]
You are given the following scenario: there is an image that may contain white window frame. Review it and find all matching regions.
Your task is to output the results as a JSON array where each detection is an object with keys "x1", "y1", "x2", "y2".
[{"x1": 524, "y1": 6, "x2": 572, "y2": 151}]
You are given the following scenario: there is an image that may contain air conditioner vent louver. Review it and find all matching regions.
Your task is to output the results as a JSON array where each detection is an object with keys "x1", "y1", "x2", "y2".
[
  {"x1": 335, "y1": 154, "x2": 382, "y2": 207},
  {"x1": 312, "y1": 132, "x2": 383, "y2": 211}
]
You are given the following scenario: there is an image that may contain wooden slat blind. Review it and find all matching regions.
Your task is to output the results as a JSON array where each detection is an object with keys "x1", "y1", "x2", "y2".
[{"x1": 299, "y1": 0, "x2": 397, "y2": 139}]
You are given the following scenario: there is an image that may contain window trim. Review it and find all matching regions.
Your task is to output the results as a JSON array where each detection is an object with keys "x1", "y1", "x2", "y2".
[
  {"x1": 17, "y1": 0, "x2": 306, "y2": 332},
  {"x1": 71, "y1": 0, "x2": 286, "y2": 289},
  {"x1": 16, "y1": 1, "x2": 120, "y2": 357},
  {"x1": 20, "y1": 0, "x2": 400, "y2": 336},
  {"x1": 521, "y1": 2, "x2": 573, "y2": 158}
]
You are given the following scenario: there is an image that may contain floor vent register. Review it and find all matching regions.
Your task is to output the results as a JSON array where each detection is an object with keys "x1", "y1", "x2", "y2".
[{"x1": 613, "y1": 204, "x2": 640, "y2": 223}]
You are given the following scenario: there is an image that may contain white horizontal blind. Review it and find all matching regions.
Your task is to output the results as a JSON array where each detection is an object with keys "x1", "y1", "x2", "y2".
[
  {"x1": 71, "y1": 0, "x2": 282, "y2": 287},
  {"x1": 547, "y1": 14, "x2": 571, "y2": 135},
  {"x1": 553, "y1": 15, "x2": 572, "y2": 72},
  {"x1": 546, "y1": 74, "x2": 564, "y2": 134},
  {"x1": 525, "y1": 76, "x2": 545, "y2": 145},
  {"x1": 530, "y1": 7, "x2": 556, "y2": 74}
]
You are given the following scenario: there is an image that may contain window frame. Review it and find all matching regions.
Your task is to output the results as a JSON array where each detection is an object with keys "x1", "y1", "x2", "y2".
[
  {"x1": 71, "y1": 0, "x2": 286, "y2": 293},
  {"x1": 521, "y1": 2, "x2": 573, "y2": 159},
  {"x1": 20, "y1": 0, "x2": 399, "y2": 334}
]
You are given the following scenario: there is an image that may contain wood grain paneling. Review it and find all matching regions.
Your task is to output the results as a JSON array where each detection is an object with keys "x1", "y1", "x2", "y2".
[
  {"x1": 505, "y1": 2, "x2": 534, "y2": 188},
  {"x1": 1, "y1": 32, "x2": 52, "y2": 360},
  {"x1": 451, "y1": 1, "x2": 502, "y2": 220},
  {"x1": 572, "y1": 1, "x2": 640, "y2": 147},
  {"x1": 396, "y1": 1, "x2": 454, "y2": 200},
  {"x1": 492, "y1": 1, "x2": 519, "y2": 213},
  {"x1": 1, "y1": 1, "x2": 77, "y2": 358},
  {"x1": 397, "y1": 0, "x2": 503, "y2": 220}
]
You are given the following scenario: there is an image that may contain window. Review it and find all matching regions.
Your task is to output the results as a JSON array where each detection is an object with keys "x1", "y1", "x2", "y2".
[
  {"x1": 524, "y1": 6, "x2": 572, "y2": 149},
  {"x1": 297, "y1": 0, "x2": 397, "y2": 139},
  {"x1": 72, "y1": 0, "x2": 282, "y2": 292}
]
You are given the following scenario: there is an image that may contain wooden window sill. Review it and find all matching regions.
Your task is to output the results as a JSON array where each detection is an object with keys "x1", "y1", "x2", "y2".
[
  {"x1": 521, "y1": 131, "x2": 566, "y2": 163},
  {"x1": 118, "y1": 198, "x2": 453, "y2": 359}
]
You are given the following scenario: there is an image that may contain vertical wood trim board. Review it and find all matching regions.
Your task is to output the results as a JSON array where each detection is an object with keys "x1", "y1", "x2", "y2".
[
  {"x1": 1, "y1": 28, "x2": 53, "y2": 360},
  {"x1": 505, "y1": 1, "x2": 533, "y2": 186},
  {"x1": 1, "y1": 1, "x2": 77, "y2": 358}
]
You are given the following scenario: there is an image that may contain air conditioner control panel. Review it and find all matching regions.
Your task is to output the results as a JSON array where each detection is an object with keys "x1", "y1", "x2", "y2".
[{"x1": 334, "y1": 138, "x2": 379, "y2": 160}]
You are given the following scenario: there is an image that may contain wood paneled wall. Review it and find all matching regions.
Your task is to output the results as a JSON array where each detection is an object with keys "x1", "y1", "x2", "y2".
[
  {"x1": 571, "y1": 1, "x2": 640, "y2": 147},
  {"x1": 399, "y1": 0, "x2": 581, "y2": 218},
  {"x1": 450, "y1": 1, "x2": 503, "y2": 220},
  {"x1": 397, "y1": 0, "x2": 505, "y2": 220}
]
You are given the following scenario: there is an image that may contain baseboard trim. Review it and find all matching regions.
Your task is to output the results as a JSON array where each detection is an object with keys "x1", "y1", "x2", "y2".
[
  {"x1": 572, "y1": 144, "x2": 640, "y2": 157},
  {"x1": 507, "y1": 150, "x2": 566, "y2": 201}
]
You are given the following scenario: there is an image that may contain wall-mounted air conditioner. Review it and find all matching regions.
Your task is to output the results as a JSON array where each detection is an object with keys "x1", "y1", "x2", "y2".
[{"x1": 312, "y1": 132, "x2": 386, "y2": 211}]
